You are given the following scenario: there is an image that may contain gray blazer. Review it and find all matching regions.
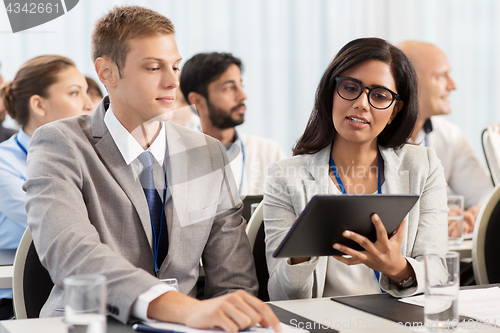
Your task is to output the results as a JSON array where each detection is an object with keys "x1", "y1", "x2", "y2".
[
  {"x1": 264, "y1": 144, "x2": 448, "y2": 300},
  {"x1": 24, "y1": 98, "x2": 258, "y2": 323}
]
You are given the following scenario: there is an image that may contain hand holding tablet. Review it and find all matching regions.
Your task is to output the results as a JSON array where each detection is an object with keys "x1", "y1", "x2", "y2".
[{"x1": 273, "y1": 195, "x2": 419, "y2": 258}]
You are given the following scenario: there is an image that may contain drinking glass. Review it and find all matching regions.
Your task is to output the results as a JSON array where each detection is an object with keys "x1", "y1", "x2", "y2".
[
  {"x1": 424, "y1": 252, "x2": 460, "y2": 331},
  {"x1": 64, "y1": 274, "x2": 107, "y2": 333},
  {"x1": 250, "y1": 203, "x2": 260, "y2": 216},
  {"x1": 160, "y1": 278, "x2": 178, "y2": 291},
  {"x1": 447, "y1": 195, "x2": 464, "y2": 246}
]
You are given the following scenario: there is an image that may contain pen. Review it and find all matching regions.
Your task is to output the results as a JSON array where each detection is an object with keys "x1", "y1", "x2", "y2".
[{"x1": 132, "y1": 323, "x2": 185, "y2": 333}]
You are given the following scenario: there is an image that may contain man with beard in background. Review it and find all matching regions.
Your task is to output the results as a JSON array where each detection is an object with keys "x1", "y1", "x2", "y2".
[{"x1": 181, "y1": 53, "x2": 286, "y2": 196}]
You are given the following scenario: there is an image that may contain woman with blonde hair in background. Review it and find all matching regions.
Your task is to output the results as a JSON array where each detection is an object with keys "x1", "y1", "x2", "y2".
[{"x1": 0, "y1": 55, "x2": 92, "y2": 319}]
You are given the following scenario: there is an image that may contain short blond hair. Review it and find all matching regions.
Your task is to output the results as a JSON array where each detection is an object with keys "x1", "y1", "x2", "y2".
[{"x1": 91, "y1": 6, "x2": 175, "y2": 77}]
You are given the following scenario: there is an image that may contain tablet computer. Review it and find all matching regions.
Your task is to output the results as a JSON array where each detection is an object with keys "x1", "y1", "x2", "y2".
[{"x1": 272, "y1": 194, "x2": 419, "y2": 258}]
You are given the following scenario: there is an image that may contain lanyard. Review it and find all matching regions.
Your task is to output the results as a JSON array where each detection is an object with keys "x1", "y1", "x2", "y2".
[
  {"x1": 151, "y1": 172, "x2": 167, "y2": 273},
  {"x1": 329, "y1": 154, "x2": 382, "y2": 194},
  {"x1": 329, "y1": 151, "x2": 384, "y2": 289},
  {"x1": 15, "y1": 134, "x2": 28, "y2": 181},
  {"x1": 15, "y1": 134, "x2": 28, "y2": 156},
  {"x1": 238, "y1": 141, "x2": 245, "y2": 196}
]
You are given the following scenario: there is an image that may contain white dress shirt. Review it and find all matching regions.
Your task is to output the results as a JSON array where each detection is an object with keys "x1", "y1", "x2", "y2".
[
  {"x1": 411, "y1": 116, "x2": 493, "y2": 208},
  {"x1": 196, "y1": 127, "x2": 287, "y2": 196},
  {"x1": 104, "y1": 107, "x2": 174, "y2": 320}
]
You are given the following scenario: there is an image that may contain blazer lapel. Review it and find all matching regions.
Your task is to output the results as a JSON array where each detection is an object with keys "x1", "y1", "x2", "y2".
[
  {"x1": 164, "y1": 122, "x2": 189, "y2": 228},
  {"x1": 302, "y1": 145, "x2": 331, "y2": 205},
  {"x1": 379, "y1": 146, "x2": 410, "y2": 252},
  {"x1": 91, "y1": 98, "x2": 153, "y2": 247},
  {"x1": 380, "y1": 147, "x2": 410, "y2": 195}
]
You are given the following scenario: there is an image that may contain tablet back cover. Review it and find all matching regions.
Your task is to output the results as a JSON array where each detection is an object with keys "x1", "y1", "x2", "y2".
[{"x1": 273, "y1": 195, "x2": 419, "y2": 258}]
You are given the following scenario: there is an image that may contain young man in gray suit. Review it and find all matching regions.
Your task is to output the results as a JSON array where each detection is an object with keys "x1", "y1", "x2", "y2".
[{"x1": 23, "y1": 6, "x2": 280, "y2": 332}]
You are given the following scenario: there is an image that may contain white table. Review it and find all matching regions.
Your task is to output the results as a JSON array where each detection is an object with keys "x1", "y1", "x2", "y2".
[
  {"x1": 0, "y1": 266, "x2": 13, "y2": 289},
  {"x1": 271, "y1": 297, "x2": 500, "y2": 332},
  {"x1": 0, "y1": 317, "x2": 134, "y2": 333},
  {"x1": 2, "y1": 295, "x2": 500, "y2": 332},
  {"x1": 450, "y1": 239, "x2": 473, "y2": 259}
]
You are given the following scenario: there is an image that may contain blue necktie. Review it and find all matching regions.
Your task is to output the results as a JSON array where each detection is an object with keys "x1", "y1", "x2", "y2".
[{"x1": 138, "y1": 151, "x2": 168, "y2": 268}]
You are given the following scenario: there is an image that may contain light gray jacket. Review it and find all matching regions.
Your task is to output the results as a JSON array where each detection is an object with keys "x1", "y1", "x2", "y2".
[
  {"x1": 264, "y1": 144, "x2": 448, "y2": 300},
  {"x1": 24, "y1": 97, "x2": 258, "y2": 323}
]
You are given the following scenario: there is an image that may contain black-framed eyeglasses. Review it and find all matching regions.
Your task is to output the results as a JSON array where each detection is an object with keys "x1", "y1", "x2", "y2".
[{"x1": 335, "y1": 77, "x2": 400, "y2": 110}]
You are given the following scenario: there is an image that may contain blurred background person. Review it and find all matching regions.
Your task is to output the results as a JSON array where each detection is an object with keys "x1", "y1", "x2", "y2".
[
  {"x1": 85, "y1": 76, "x2": 103, "y2": 110},
  {"x1": 170, "y1": 69, "x2": 200, "y2": 131},
  {"x1": 0, "y1": 89, "x2": 16, "y2": 143},
  {"x1": 398, "y1": 41, "x2": 493, "y2": 235},
  {"x1": 0, "y1": 70, "x2": 17, "y2": 142},
  {"x1": 0, "y1": 55, "x2": 92, "y2": 319},
  {"x1": 181, "y1": 52, "x2": 287, "y2": 196}
]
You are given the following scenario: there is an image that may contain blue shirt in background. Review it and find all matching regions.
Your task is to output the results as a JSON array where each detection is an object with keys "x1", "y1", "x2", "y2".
[{"x1": 0, "y1": 128, "x2": 30, "y2": 300}]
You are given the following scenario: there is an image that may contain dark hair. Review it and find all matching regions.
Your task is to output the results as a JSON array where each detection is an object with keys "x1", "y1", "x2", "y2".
[
  {"x1": 293, "y1": 37, "x2": 418, "y2": 155},
  {"x1": 91, "y1": 6, "x2": 175, "y2": 77},
  {"x1": 180, "y1": 52, "x2": 243, "y2": 102},
  {"x1": 1, "y1": 55, "x2": 75, "y2": 127},
  {"x1": 85, "y1": 77, "x2": 103, "y2": 98}
]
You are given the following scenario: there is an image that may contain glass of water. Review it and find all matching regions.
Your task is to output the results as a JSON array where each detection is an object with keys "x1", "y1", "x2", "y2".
[
  {"x1": 64, "y1": 274, "x2": 107, "y2": 333},
  {"x1": 250, "y1": 203, "x2": 260, "y2": 216},
  {"x1": 160, "y1": 278, "x2": 178, "y2": 291},
  {"x1": 424, "y1": 252, "x2": 460, "y2": 331},
  {"x1": 447, "y1": 195, "x2": 464, "y2": 246}
]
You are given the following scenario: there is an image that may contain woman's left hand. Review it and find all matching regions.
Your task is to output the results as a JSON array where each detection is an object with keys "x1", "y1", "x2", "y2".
[{"x1": 332, "y1": 214, "x2": 413, "y2": 283}]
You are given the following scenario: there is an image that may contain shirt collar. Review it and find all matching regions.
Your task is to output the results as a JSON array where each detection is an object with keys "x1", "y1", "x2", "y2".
[
  {"x1": 233, "y1": 130, "x2": 241, "y2": 144},
  {"x1": 225, "y1": 130, "x2": 243, "y2": 164},
  {"x1": 409, "y1": 118, "x2": 434, "y2": 145},
  {"x1": 17, "y1": 127, "x2": 31, "y2": 151},
  {"x1": 423, "y1": 118, "x2": 433, "y2": 134},
  {"x1": 104, "y1": 105, "x2": 166, "y2": 166}
]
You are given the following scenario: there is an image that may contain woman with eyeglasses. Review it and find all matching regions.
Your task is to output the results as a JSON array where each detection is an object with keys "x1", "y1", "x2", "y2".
[{"x1": 264, "y1": 37, "x2": 448, "y2": 300}]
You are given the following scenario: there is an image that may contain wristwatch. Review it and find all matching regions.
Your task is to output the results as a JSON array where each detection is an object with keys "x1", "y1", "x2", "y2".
[{"x1": 397, "y1": 273, "x2": 416, "y2": 288}]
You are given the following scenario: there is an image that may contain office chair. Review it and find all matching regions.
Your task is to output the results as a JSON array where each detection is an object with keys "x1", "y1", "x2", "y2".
[
  {"x1": 245, "y1": 201, "x2": 269, "y2": 301},
  {"x1": 12, "y1": 228, "x2": 54, "y2": 319},
  {"x1": 482, "y1": 125, "x2": 500, "y2": 186},
  {"x1": 472, "y1": 185, "x2": 500, "y2": 284}
]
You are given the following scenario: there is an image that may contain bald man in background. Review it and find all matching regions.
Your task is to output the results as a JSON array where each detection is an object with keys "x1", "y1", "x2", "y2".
[{"x1": 398, "y1": 41, "x2": 493, "y2": 235}]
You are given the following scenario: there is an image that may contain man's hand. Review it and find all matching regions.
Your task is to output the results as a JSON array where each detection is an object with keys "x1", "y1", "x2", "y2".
[
  {"x1": 448, "y1": 205, "x2": 480, "y2": 236},
  {"x1": 147, "y1": 290, "x2": 282, "y2": 333},
  {"x1": 463, "y1": 205, "x2": 481, "y2": 234}
]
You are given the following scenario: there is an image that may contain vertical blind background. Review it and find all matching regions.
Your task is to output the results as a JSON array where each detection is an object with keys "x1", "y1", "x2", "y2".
[{"x1": 0, "y1": 0, "x2": 498, "y2": 163}]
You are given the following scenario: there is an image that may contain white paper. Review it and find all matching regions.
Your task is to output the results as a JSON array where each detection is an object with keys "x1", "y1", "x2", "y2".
[
  {"x1": 145, "y1": 321, "x2": 308, "y2": 333},
  {"x1": 399, "y1": 287, "x2": 500, "y2": 324}
]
